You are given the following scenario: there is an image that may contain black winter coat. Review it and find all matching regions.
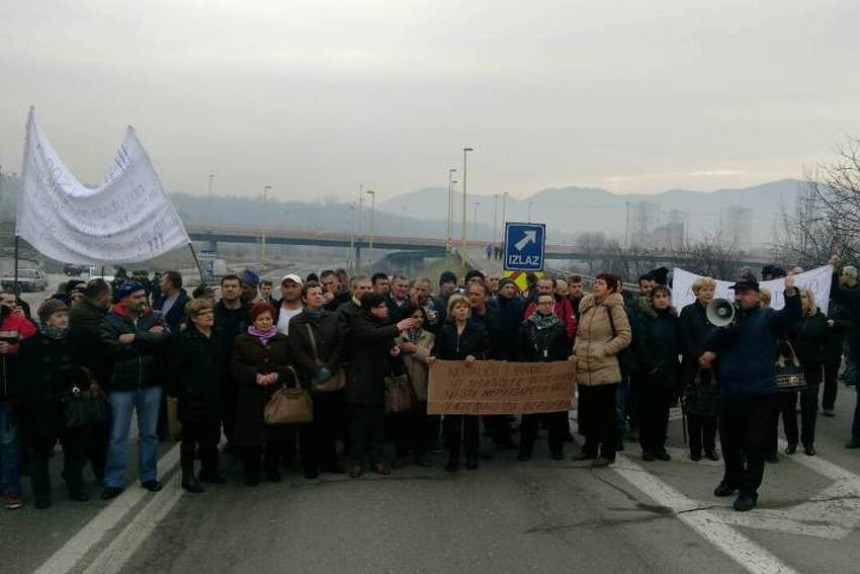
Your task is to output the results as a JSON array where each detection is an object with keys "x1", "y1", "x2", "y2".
[
  {"x1": 678, "y1": 301, "x2": 716, "y2": 387},
  {"x1": 214, "y1": 300, "x2": 251, "y2": 345},
  {"x1": 100, "y1": 308, "x2": 169, "y2": 392},
  {"x1": 288, "y1": 311, "x2": 344, "y2": 389},
  {"x1": 345, "y1": 313, "x2": 401, "y2": 406},
  {"x1": 157, "y1": 289, "x2": 192, "y2": 334},
  {"x1": 825, "y1": 301, "x2": 853, "y2": 361},
  {"x1": 15, "y1": 332, "x2": 88, "y2": 405},
  {"x1": 494, "y1": 295, "x2": 525, "y2": 360},
  {"x1": 168, "y1": 328, "x2": 226, "y2": 422},
  {"x1": 68, "y1": 300, "x2": 110, "y2": 386},
  {"x1": 231, "y1": 332, "x2": 293, "y2": 447},
  {"x1": 637, "y1": 307, "x2": 681, "y2": 392},
  {"x1": 431, "y1": 320, "x2": 489, "y2": 361},
  {"x1": 517, "y1": 315, "x2": 570, "y2": 362},
  {"x1": 787, "y1": 310, "x2": 827, "y2": 385}
]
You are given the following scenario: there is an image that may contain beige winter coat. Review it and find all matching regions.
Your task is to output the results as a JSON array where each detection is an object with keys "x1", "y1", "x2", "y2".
[
  {"x1": 574, "y1": 292, "x2": 632, "y2": 386},
  {"x1": 398, "y1": 329, "x2": 435, "y2": 401}
]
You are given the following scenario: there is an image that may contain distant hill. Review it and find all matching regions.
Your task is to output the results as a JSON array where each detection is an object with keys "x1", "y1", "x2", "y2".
[{"x1": 379, "y1": 179, "x2": 803, "y2": 246}]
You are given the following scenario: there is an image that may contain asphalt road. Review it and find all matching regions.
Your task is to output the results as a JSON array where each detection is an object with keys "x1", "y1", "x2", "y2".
[{"x1": 6, "y1": 386, "x2": 860, "y2": 574}]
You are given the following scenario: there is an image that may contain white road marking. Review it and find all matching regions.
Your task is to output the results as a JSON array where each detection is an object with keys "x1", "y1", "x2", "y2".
[
  {"x1": 33, "y1": 444, "x2": 181, "y2": 574},
  {"x1": 612, "y1": 454, "x2": 799, "y2": 574},
  {"x1": 82, "y1": 474, "x2": 186, "y2": 573}
]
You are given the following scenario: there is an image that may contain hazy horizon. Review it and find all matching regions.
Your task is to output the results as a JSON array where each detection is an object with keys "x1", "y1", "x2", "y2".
[{"x1": 1, "y1": 1, "x2": 858, "y2": 204}]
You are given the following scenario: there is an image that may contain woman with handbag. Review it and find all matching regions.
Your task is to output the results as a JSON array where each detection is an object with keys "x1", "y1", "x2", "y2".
[
  {"x1": 345, "y1": 293, "x2": 416, "y2": 478},
  {"x1": 17, "y1": 300, "x2": 94, "y2": 508},
  {"x1": 168, "y1": 298, "x2": 226, "y2": 493},
  {"x1": 679, "y1": 277, "x2": 720, "y2": 462},
  {"x1": 287, "y1": 282, "x2": 346, "y2": 477},
  {"x1": 231, "y1": 302, "x2": 294, "y2": 486},
  {"x1": 780, "y1": 288, "x2": 828, "y2": 456},
  {"x1": 395, "y1": 304, "x2": 435, "y2": 467},
  {"x1": 427, "y1": 294, "x2": 489, "y2": 472}
]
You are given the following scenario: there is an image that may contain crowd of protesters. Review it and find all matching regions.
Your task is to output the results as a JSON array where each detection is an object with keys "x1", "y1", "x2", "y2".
[{"x1": 0, "y1": 256, "x2": 858, "y2": 515}]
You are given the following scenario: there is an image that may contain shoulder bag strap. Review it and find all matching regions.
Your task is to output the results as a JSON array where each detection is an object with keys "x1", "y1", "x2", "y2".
[
  {"x1": 606, "y1": 305, "x2": 617, "y2": 338},
  {"x1": 305, "y1": 324, "x2": 320, "y2": 362}
]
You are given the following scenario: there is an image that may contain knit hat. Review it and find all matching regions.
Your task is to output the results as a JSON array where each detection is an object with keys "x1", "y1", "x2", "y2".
[
  {"x1": 498, "y1": 277, "x2": 516, "y2": 289},
  {"x1": 439, "y1": 271, "x2": 457, "y2": 286},
  {"x1": 38, "y1": 298, "x2": 69, "y2": 324},
  {"x1": 240, "y1": 268, "x2": 260, "y2": 286},
  {"x1": 115, "y1": 281, "x2": 146, "y2": 300}
]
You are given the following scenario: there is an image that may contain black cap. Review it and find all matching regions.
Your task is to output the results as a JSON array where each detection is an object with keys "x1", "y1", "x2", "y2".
[{"x1": 729, "y1": 279, "x2": 760, "y2": 292}]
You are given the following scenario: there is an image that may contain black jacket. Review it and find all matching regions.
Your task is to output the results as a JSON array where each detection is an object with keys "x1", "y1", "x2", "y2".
[
  {"x1": 345, "y1": 313, "x2": 401, "y2": 406},
  {"x1": 168, "y1": 327, "x2": 226, "y2": 421},
  {"x1": 517, "y1": 315, "x2": 570, "y2": 362},
  {"x1": 214, "y1": 300, "x2": 250, "y2": 345},
  {"x1": 288, "y1": 311, "x2": 345, "y2": 388},
  {"x1": 637, "y1": 306, "x2": 681, "y2": 391},
  {"x1": 15, "y1": 332, "x2": 88, "y2": 404},
  {"x1": 432, "y1": 320, "x2": 490, "y2": 361},
  {"x1": 493, "y1": 295, "x2": 525, "y2": 360},
  {"x1": 787, "y1": 310, "x2": 827, "y2": 385},
  {"x1": 825, "y1": 301, "x2": 853, "y2": 360},
  {"x1": 100, "y1": 307, "x2": 169, "y2": 392},
  {"x1": 678, "y1": 301, "x2": 715, "y2": 387},
  {"x1": 156, "y1": 289, "x2": 192, "y2": 334},
  {"x1": 68, "y1": 299, "x2": 110, "y2": 386}
]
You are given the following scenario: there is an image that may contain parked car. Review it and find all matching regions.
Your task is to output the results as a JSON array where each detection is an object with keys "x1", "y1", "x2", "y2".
[{"x1": 0, "y1": 268, "x2": 49, "y2": 292}]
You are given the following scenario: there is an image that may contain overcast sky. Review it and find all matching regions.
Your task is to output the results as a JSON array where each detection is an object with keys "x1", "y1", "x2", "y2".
[{"x1": 1, "y1": 0, "x2": 859, "y2": 205}]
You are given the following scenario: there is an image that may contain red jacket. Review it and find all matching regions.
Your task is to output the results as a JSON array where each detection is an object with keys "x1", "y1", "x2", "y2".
[
  {"x1": 0, "y1": 312, "x2": 38, "y2": 400},
  {"x1": 524, "y1": 297, "x2": 578, "y2": 340}
]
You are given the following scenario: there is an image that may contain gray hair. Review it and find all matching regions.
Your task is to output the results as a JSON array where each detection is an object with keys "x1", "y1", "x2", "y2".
[{"x1": 844, "y1": 266, "x2": 858, "y2": 280}]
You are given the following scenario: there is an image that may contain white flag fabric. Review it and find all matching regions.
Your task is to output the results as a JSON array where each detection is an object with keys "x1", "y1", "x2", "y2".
[
  {"x1": 672, "y1": 266, "x2": 834, "y2": 315},
  {"x1": 16, "y1": 109, "x2": 191, "y2": 264}
]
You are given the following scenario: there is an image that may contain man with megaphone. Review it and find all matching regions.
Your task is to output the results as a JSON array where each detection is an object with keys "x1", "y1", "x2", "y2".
[{"x1": 698, "y1": 274, "x2": 800, "y2": 512}]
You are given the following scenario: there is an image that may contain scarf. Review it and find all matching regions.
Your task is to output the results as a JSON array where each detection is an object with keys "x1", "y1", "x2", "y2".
[
  {"x1": 41, "y1": 325, "x2": 69, "y2": 340},
  {"x1": 528, "y1": 311, "x2": 560, "y2": 331},
  {"x1": 248, "y1": 325, "x2": 279, "y2": 345},
  {"x1": 303, "y1": 309, "x2": 324, "y2": 323}
]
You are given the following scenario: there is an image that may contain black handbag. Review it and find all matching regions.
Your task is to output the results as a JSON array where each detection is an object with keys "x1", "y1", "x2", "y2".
[
  {"x1": 64, "y1": 386, "x2": 109, "y2": 429},
  {"x1": 774, "y1": 342, "x2": 806, "y2": 393}
]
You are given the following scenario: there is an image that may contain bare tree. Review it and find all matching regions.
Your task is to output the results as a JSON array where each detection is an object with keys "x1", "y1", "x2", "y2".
[{"x1": 680, "y1": 233, "x2": 744, "y2": 278}]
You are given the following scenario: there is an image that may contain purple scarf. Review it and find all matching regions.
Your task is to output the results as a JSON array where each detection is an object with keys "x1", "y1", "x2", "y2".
[{"x1": 248, "y1": 325, "x2": 279, "y2": 346}]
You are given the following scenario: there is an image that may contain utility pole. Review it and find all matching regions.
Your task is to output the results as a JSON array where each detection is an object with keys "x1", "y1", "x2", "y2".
[
  {"x1": 492, "y1": 193, "x2": 499, "y2": 248},
  {"x1": 473, "y1": 201, "x2": 480, "y2": 241},
  {"x1": 366, "y1": 189, "x2": 376, "y2": 270},
  {"x1": 447, "y1": 168, "x2": 457, "y2": 253},
  {"x1": 461, "y1": 147, "x2": 474, "y2": 269},
  {"x1": 260, "y1": 185, "x2": 271, "y2": 264},
  {"x1": 207, "y1": 174, "x2": 215, "y2": 229}
]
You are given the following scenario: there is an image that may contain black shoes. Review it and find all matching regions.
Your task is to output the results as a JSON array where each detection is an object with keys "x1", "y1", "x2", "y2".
[
  {"x1": 266, "y1": 470, "x2": 283, "y2": 483},
  {"x1": 69, "y1": 490, "x2": 90, "y2": 502},
  {"x1": 705, "y1": 450, "x2": 720, "y2": 462},
  {"x1": 517, "y1": 451, "x2": 532, "y2": 462},
  {"x1": 591, "y1": 457, "x2": 613, "y2": 468},
  {"x1": 100, "y1": 486, "x2": 123, "y2": 500},
  {"x1": 714, "y1": 482, "x2": 737, "y2": 497},
  {"x1": 733, "y1": 491, "x2": 758, "y2": 512},
  {"x1": 551, "y1": 451, "x2": 564, "y2": 461},
  {"x1": 642, "y1": 450, "x2": 656, "y2": 462},
  {"x1": 690, "y1": 451, "x2": 702, "y2": 461},
  {"x1": 142, "y1": 480, "x2": 162, "y2": 492},
  {"x1": 465, "y1": 455, "x2": 478, "y2": 470},
  {"x1": 35, "y1": 498, "x2": 51, "y2": 509},
  {"x1": 785, "y1": 443, "x2": 797, "y2": 455},
  {"x1": 804, "y1": 444, "x2": 816, "y2": 456},
  {"x1": 571, "y1": 451, "x2": 596, "y2": 461},
  {"x1": 654, "y1": 450, "x2": 671, "y2": 461},
  {"x1": 445, "y1": 460, "x2": 459, "y2": 473},
  {"x1": 845, "y1": 438, "x2": 860, "y2": 449},
  {"x1": 199, "y1": 471, "x2": 226, "y2": 484},
  {"x1": 765, "y1": 454, "x2": 779, "y2": 464},
  {"x1": 182, "y1": 474, "x2": 204, "y2": 494}
]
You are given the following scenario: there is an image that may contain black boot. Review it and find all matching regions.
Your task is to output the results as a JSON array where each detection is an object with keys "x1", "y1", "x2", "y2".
[{"x1": 182, "y1": 472, "x2": 204, "y2": 493}]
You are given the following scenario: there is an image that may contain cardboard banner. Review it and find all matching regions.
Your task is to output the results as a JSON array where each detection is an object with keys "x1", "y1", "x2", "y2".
[
  {"x1": 673, "y1": 265, "x2": 833, "y2": 315},
  {"x1": 427, "y1": 360, "x2": 576, "y2": 415},
  {"x1": 17, "y1": 108, "x2": 191, "y2": 264}
]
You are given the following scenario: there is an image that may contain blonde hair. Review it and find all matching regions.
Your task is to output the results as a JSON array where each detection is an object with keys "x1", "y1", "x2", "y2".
[
  {"x1": 692, "y1": 277, "x2": 717, "y2": 295},
  {"x1": 759, "y1": 287, "x2": 772, "y2": 308},
  {"x1": 446, "y1": 294, "x2": 471, "y2": 320},
  {"x1": 185, "y1": 298, "x2": 213, "y2": 317},
  {"x1": 801, "y1": 287, "x2": 817, "y2": 316}
]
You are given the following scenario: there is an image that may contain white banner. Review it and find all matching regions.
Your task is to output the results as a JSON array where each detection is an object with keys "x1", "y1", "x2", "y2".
[
  {"x1": 16, "y1": 108, "x2": 190, "y2": 264},
  {"x1": 673, "y1": 265, "x2": 834, "y2": 315}
]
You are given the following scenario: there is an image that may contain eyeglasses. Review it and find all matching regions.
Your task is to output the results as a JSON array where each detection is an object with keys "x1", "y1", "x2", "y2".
[{"x1": 194, "y1": 310, "x2": 214, "y2": 317}]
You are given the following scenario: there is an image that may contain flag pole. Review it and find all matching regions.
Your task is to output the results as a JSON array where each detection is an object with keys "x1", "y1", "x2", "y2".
[
  {"x1": 13, "y1": 235, "x2": 20, "y2": 300},
  {"x1": 188, "y1": 243, "x2": 206, "y2": 285}
]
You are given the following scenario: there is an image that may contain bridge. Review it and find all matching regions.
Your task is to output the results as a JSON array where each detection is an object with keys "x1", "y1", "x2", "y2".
[{"x1": 186, "y1": 225, "x2": 770, "y2": 267}]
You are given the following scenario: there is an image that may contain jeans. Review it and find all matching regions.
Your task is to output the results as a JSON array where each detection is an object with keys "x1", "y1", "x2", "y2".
[
  {"x1": 0, "y1": 403, "x2": 21, "y2": 497},
  {"x1": 105, "y1": 386, "x2": 162, "y2": 488}
]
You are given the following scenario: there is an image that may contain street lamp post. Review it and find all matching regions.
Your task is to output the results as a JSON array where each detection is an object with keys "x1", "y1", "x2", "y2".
[
  {"x1": 446, "y1": 168, "x2": 457, "y2": 253},
  {"x1": 366, "y1": 189, "x2": 376, "y2": 269},
  {"x1": 473, "y1": 201, "x2": 480, "y2": 240},
  {"x1": 461, "y1": 147, "x2": 474, "y2": 269},
  {"x1": 207, "y1": 174, "x2": 215, "y2": 229},
  {"x1": 528, "y1": 200, "x2": 534, "y2": 223},
  {"x1": 492, "y1": 194, "x2": 499, "y2": 248},
  {"x1": 260, "y1": 185, "x2": 272, "y2": 263}
]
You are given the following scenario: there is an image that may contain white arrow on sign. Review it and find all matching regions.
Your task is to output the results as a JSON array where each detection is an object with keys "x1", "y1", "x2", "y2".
[{"x1": 514, "y1": 230, "x2": 537, "y2": 251}]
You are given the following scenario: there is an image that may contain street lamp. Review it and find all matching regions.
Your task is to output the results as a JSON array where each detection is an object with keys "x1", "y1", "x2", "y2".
[
  {"x1": 447, "y1": 168, "x2": 457, "y2": 253},
  {"x1": 502, "y1": 192, "x2": 508, "y2": 237},
  {"x1": 473, "y1": 201, "x2": 480, "y2": 241},
  {"x1": 366, "y1": 189, "x2": 376, "y2": 269},
  {"x1": 493, "y1": 194, "x2": 499, "y2": 248},
  {"x1": 461, "y1": 147, "x2": 474, "y2": 269},
  {"x1": 260, "y1": 185, "x2": 272, "y2": 263},
  {"x1": 528, "y1": 200, "x2": 534, "y2": 223},
  {"x1": 207, "y1": 174, "x2": 215, "y2": 229}
]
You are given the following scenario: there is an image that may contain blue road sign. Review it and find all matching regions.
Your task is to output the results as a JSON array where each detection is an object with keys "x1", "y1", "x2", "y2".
[{"x1": 504, "y1": 222, "x2": 546, "y2": 271}]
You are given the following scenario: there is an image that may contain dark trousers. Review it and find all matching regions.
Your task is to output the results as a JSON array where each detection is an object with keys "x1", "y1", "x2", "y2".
[
  {"x1": 781, "y1": 385, "x2": 819, "y2": 447},
  {"x1": 486, "y1": 415, "x2": 514, "y2": 445},
  {"x1": 687, "y1": 414, "x2": 717, "y2": 456},
  {"x1": 444, "y1": 415, "x2": 480, "y2": 461},
  {"x1": 823, "y1": 357, "x2": 840, "y2": 411},
  {"x1": 719, "y1": 395, "x2": 774, "y2": 495},
  {"x1": 311, "y1": 392, "x2": 341, "y2": 471},
  {"x1": 244, "y1": 433, "x2": 288, "y2": 480},
  {"x1": 348, "y1": 403, "x2": 386, "y2": 467},
  {"x1": 519, "y1": 411, "x2": 568, "y2": 456},
  {"x1": 426, "y1": 414, "x2": 442, "y2": 448},
  {"x1": 180, "y1": 419, "x2": 220, "y2": 476},
  {"x1": 393, "y1": 402, "x2": 427, "y2": 459},
  {"x1": 638, "y1": 382, "x2": 674, "y2": 454},
  {"x1": 579, "y1": 383, "x2": 618, "y2": 460},
  {"x1": 285, "y1": 424, "x2": 315, "y2": 473}
]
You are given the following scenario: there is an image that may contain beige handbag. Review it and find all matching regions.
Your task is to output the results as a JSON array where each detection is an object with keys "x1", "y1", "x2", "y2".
[
  {"x1": 264, "y1": 366, "x2": 313, "y2": 425},
  {"x1": 305, "y1": 324, "x2": 347, "y2": 393}
]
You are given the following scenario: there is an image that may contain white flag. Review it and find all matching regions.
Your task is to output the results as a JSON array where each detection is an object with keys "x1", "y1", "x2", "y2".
[
  {"x1": 16, "y1": 108, "x2": 191, "y2": 264},
  {"x1": 672, "y1": 266, "x2": 834, "y2": 315}
]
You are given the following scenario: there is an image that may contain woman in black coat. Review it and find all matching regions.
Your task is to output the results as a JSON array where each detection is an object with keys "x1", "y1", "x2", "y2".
[
  {"x1": 344, "y1": 293, "x2": 415, "y2": 478},
  {"x1": 168, "y1": 299, "x2": 226, "y2": 493},
  {"x1": 516, "y1": 293, "x2": 572, "y2": 462},
  {"x1": 780, "y1": 288, "x2": 828, "y2": 456},
  {"x1": 231, "y1": 302, "x2": 293, "y2": 486},
  {"x1": 634, "y1": 285, "x2": 680, "y2": 462},
  {"x1": 428, "y1": 294, "x2": 490, "y2": 472},
  {"x1": 678, "y1": 277, "x2": 719, "y2": 461},
  {"x1": 287, "y1": 282, "x2": 345, "y2": 477},
  {"x1": 17, "y1": 300, "x2": 91, "y2": 508}
]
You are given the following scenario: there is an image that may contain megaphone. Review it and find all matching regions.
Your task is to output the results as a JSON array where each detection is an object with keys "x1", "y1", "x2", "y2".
[{"x1": 706, "y1": 298, "x2": 737, "y2": 327}]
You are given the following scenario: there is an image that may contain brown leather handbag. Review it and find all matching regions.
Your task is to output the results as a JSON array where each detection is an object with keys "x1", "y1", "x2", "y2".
[
  {"x1": 305, "y1": 324, "x2": 347, "y2": 393},
  {"x1": 264, "y1": 366, "x2": 313, "y2": 425},
  {"x1": 385, "y1": 359, "x2": 417, "y2": 414}
]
